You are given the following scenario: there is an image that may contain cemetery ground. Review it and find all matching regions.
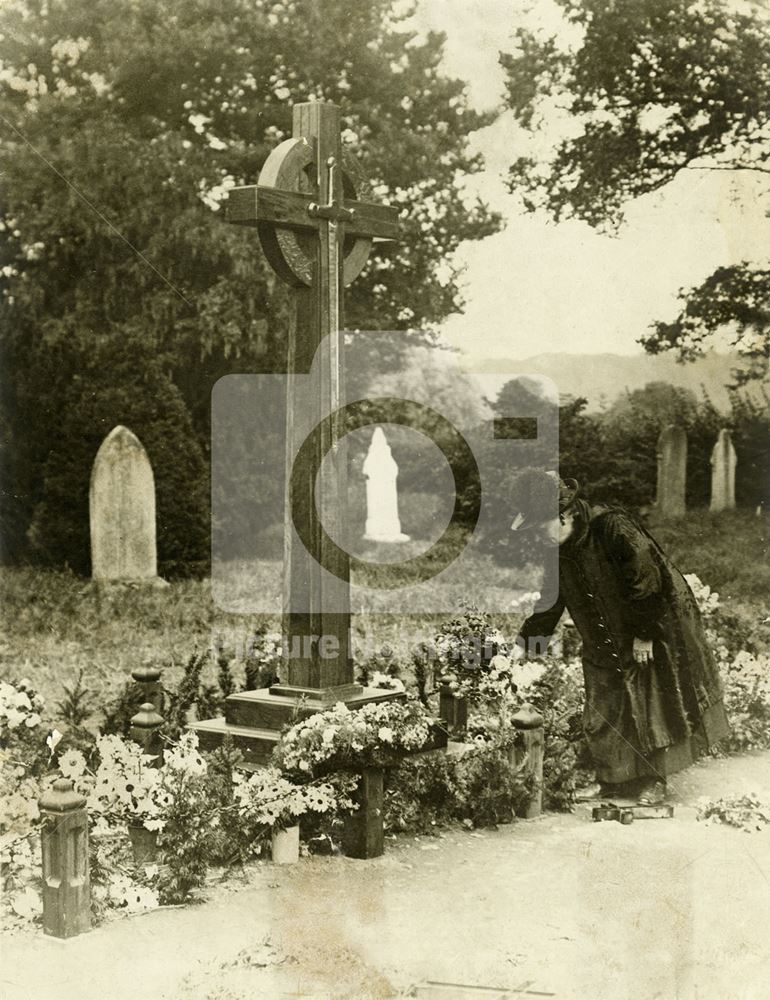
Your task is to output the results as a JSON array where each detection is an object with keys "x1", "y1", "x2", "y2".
[
  {"x1": 1, "y1": 507, "x2": 769, "y2": 999},
  {"x1": 1, "y1": 509, "x2": 767, "y2": 709}
]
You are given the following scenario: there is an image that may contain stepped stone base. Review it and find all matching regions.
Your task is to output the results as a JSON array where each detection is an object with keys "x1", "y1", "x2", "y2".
[
  {"x1": 191, "y1": 718, "x2": 281, "y2": 767},
  {"x1": 189, "y1": 685, "x2": 412, "y2": 766},
  {"x1": 90, "y1": 576, "x2": 169, "y2": 589}
]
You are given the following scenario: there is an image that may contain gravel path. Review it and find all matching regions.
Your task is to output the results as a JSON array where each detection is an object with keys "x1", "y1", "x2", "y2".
[{"x1": 2, "y1": 752, "x2": 769, "y2": 1000}]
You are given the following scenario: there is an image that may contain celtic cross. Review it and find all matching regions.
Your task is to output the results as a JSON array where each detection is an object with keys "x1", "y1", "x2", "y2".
[{"x1": 227, "y1": 101, "x2": 400, "y2": 700}]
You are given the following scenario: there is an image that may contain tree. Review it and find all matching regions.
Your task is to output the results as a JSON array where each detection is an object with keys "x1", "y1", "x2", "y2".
[
  {"x1": 641, "y1": 264, "x2": 770, "y2": 385},
  {"x1": 0, "y1": 0, "x2": 500, "y2": 568},
  {"x1": 500, "y1": 0, "x2": 770, "y2": 379}
]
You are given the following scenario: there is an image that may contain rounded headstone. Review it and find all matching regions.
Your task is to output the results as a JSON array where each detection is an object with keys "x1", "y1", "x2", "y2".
[
  {"x1": 89, "y1": 425, "x2": 158, "y2": 581},
  {"x1": 710, "y1": 428, "x2": 737, "y2": 512},
  {"x1": 655, "y1": 425, "x2": 687, "y2": 518}
]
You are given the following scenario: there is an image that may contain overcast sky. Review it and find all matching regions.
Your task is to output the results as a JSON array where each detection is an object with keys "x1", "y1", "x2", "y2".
[{"x1": 409, "y1": 0, "x2": 770, "y2": 362}]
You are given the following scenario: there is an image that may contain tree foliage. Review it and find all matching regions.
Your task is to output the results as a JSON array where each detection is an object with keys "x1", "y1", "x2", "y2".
[
  {"x1": 642, "y1": 263, "x2": 770, "y2": 385},
  {"x1": 501, "y1": 0, "x2": 770, "y2": 226},
  {"x1": 500, "y1": 0, "x2": 770, "y2": 379},
  {"x1": 0, "y1": 0, "x2": 500, "y2": 568}
]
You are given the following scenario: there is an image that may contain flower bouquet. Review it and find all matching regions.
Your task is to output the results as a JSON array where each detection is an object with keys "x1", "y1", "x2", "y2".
[
  {"x1": 232, "y1": 766, "x2": 356, "y2": 863},
  {"x1": 272, "y1": 698, "x2": 433, "y2": 777},
  {"x1": 59, "y1": 734, "x2": 167, "y2": 833},
  {"x1": 433, "y1": 606, "x2": 511, "y2": 704},
  {"x1": 0, "y1": 679, "x2": 49, "y2": 772}
]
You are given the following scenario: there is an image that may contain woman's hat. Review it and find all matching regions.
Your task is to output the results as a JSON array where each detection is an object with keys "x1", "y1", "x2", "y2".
[{"x1": 510, "y1": 472, "x2": 580, "y2": 531}]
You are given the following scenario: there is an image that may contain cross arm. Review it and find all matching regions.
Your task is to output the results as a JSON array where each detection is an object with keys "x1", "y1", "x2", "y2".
[{"x1": 226, "y1": 185, "x2": 400, "y2": 242}]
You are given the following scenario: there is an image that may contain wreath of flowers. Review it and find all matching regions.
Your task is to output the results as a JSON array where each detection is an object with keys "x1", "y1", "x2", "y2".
[{"x1": 272, "y1": 698, "x2": 432, "y2": 776}]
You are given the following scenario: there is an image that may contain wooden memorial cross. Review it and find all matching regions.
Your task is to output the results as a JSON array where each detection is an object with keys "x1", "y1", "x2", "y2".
[{"x1": 227, "y1": 102, "x2": 399, "y2": 703}]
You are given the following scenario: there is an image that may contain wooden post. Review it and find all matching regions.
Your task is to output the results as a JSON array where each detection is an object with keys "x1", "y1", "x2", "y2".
[
  {"x1": 39, "y1": 778, "x2": 91, "y2": 938},
  {"x1": 130, "y1": 702, "x2": 164, "y2": 762},
  {"x1": 342, "y1": 767, "x2": 384, "y2": 859},
  {"x1": 131, "y1": 664, "x2": 163, "y2": 713},
  {"x1": 438, "y1": 684, "x2": 468, "y2": 735},
  {"x1": 511, "y1": 702, "x2": 545, "y2": 818}
]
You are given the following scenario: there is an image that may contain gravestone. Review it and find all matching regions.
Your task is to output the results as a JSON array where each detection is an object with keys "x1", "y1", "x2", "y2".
[
  {"x1": 655, "y1": 425, "x2": 687, "y2": 518},
  {"x1": 710, "y1": 429, "x2": 737, "y2": 512},
  {"x1": 363, "y1": 427, "x2": 409, "y2": 542},
  {"x1": 89, "y1": 425, "x2": 159, "y2": 582}
]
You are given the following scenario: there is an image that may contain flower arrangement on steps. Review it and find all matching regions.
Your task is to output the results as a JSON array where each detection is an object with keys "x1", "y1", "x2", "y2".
[{"x1": 271, "y1": 698, "x2": 434, "y2": 776}]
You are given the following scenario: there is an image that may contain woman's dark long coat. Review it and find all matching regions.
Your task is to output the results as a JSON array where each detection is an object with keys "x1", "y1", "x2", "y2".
[{"x1": 518, "y1": 504, "x2": 730, "y2": 783}]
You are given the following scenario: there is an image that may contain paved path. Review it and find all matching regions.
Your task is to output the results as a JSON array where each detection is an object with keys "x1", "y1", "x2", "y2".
[{"x1": 2, "y1": 752, "x2": 769, "y2": 1000}]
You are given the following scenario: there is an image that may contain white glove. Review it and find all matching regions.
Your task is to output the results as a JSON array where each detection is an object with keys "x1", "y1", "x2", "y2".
[{"x1": 632, "y1": 637, "x2": 654, "y2": 665}]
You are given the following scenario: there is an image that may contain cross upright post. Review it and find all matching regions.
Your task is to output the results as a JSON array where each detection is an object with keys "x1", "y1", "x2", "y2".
[{"x1": 227, "y1": 101, "x2": 400, "y2": 704}]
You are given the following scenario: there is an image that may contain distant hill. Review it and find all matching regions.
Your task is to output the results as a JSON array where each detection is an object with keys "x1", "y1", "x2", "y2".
[{"x1": 465, "y1": 351, "x2": 759, "y2": 412}]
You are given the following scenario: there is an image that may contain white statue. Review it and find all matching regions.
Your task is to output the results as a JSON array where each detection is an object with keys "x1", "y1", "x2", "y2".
[{"x1": 363, "y1": 428, "x2": 409, "y2": 543}]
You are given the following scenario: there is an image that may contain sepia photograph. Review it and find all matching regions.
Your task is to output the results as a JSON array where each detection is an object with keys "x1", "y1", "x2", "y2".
[{"x1": 1, "y1": 1, "x2": 768, "y2": 998}]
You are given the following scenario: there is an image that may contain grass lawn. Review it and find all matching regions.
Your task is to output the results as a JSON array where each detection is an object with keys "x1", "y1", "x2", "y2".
[{"x1": 1, "y1": 509, "x2": 767, "y2": 714}]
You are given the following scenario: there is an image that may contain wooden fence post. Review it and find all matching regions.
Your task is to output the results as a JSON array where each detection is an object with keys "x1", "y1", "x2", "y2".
[
  {"x1": 38, "y1": 778, "x2": 91, "y2": 939},
  {"x1": 511, "y1": 702, "x2": 545, "y2": 818},
  {"x1": 130, "y1": 702, "x2": 164, "y2": 763},
  {"x1": 438, "y1": 684, "x2": 468, "y2": 735},
  {"x1": 342, "y1": 767, "x2": 384, "y2": 859},
  {"x1": 131, "y1": 664, "x2": 163, "y2": 713}
]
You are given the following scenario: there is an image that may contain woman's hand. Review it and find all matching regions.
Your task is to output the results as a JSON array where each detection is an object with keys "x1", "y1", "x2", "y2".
[{"x1": 632, "y1": 637, "x2": 654, "y2": 665}]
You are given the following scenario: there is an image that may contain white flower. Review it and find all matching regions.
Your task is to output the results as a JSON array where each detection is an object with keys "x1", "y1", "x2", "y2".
[
  {"x1": 684, "y1": 573, "x2": 720, "y2": 615},
  {"x1": 377, "y1": 726, "x2": 394, "y2": 744},
  {"x1": 13, "y1": 691, "x2": 31, "y2": 710},
  {"x1": 11, "y1": 886, "x2": 42, "y2": 920},
  {"x1": 5, "y1": 708, "x2": 24, "y2": 729},
  {"x1": 58, "y1": 749, "x2": 88, "y2": 781}
]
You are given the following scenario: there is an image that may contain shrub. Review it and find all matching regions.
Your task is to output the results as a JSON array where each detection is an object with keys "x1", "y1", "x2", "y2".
[
  {"x1": 101, "y1": 680, "x2": 145, "y2": 738},
  {"x1": 384, "y1": 738, "x2": 534, "y2": 833},
  {"x1": 164, "y1": 650, "x2": 220, "y2": 739},
  {"x1": 383, "y1": 752, "x2": 457, "y2": 833},
  {"x1": 719, "y1": 650, "x2": 770, "y2": 752}
]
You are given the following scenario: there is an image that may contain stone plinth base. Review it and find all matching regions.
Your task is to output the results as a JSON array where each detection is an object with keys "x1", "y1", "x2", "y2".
[
  {"x1": 189, "y1": 685, "x2": 407, "y2": 765},
  {"x1": 90, "y1": 576, "x2": 169, "y2": 589}
]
